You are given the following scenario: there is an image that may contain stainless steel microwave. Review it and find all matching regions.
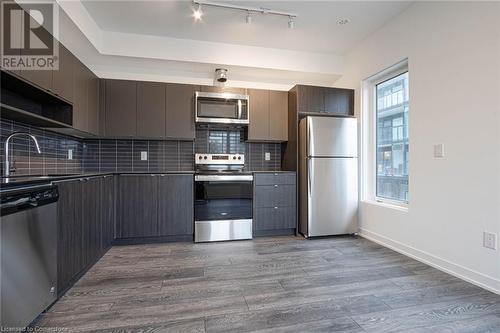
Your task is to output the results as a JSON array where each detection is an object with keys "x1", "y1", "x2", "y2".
[{"x1": 195, "y1": 91, "x2": 249, "y2": 125}]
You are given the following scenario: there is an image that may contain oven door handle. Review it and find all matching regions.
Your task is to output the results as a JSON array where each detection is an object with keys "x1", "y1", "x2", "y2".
[{"x1": 195, "y1": 175, "x2": 253, "y2": 182}]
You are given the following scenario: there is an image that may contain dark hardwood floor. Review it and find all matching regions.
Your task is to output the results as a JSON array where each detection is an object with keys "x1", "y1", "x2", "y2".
[{"x1": 38, "y1": 236, "x2": 500, "y2": 332}]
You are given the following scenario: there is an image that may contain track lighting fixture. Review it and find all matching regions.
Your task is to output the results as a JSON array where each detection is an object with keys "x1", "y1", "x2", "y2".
[
  {"x1": 193, "y1": 3, "x2": 203, "y2": 20},
  {"x1": 192, "y1": 0, "x2": 297, "y2": 28}
]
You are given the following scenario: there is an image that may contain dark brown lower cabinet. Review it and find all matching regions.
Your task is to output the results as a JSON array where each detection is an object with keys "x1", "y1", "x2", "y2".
[
  {"x1": 56, "y1": 176, "x2": 114, "y2": 295},
  {"x1": 101, "y1": 176, "x2": 115, "y2": 248},
  {"x1": 158, "y1": 174, "x2": 193, "y2": 236},
  {"x1": 56, "y1": 179, "x2": 83, "y2": 295},
  {"x1": 117, "y1": 175, "x2": 159, "y2": 238},
  {"x1": 116, "y1": 174, "x2": 193, "y2": 242},
  {"x1": 253, "y1": 172, "x2": 297, "y2": 236},
  {"x1": 82, "y1": 177, "x2": 101, "y2": 267}
]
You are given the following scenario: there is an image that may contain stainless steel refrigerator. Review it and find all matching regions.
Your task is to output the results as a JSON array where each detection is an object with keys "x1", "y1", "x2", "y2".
[{"x1": 299, "y1": 116, "x2": 358, "y2": 237}]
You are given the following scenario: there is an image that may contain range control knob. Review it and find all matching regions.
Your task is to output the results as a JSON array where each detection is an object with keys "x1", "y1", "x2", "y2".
[
  {"x1": 204, "y1": 156, "x2": 208, "y2": 160},
  {"x1": 233, "y1": 156, "x2": 236, "y2": 160},
  {"x1": 198, "y1": 156, "x2": 203, "y2": 160},
  {"x1": 238, "y1": 156, "x2": 242, "y2": 160}
]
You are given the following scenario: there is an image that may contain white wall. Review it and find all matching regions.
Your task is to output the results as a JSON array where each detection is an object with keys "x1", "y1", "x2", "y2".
[{"x1": 335, "y1": 1, "x2": 500, "y2": 293}]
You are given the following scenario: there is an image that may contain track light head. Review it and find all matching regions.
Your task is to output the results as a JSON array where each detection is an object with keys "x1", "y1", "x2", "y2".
[
  {"x1": 288, "y1": 16, "x2": 295, "y2": 29},
  {"x1": 246, "y1": 11, "x2": 252, "y2": 24},
  {"x1": 193, "y1": 3, "x2": 203, "y2": 20}
]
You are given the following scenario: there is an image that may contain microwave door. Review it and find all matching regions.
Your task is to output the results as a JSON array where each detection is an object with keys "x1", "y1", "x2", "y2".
[{"x1": 195, "y1": 92, "x2": 249, "y2": 124}]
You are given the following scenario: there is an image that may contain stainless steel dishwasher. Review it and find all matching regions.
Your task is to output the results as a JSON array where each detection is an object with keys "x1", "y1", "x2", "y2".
[{"x1": 0, "y1": 184, "x2": 58, "y2": 329}]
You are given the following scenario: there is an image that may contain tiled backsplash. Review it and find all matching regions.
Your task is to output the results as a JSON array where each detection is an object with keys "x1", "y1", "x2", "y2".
[
  {"x1": 83, "y1": 140, "x2": 194, "y2": 173},
  {"x1": 195, "y1": 126, "x2": 281, "y2": 171},
  {"x1": 0, "y1": 119, "x2": 83, "y2": 176},
  {"x1": 0, "y1": 119, "x2": 282, "y2": 176}
]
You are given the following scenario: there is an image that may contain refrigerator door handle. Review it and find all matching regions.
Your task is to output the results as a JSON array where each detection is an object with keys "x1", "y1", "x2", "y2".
[{"x1": 307, "y1": 157, "x2": 312, "y2": 199}]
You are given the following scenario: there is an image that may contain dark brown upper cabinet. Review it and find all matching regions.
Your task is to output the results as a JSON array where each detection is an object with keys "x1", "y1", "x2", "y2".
[
  {"x1": 104, "y1": 79, "x2": 137, "y2": 137},
  {"x1": 292, "y1": 85, "x2": 354, "y2": 116},
  {"x1": 165, "y1": 83, "x2": 197, "y2": 140},
  {"x1": 248, "y1": 89, "x2": 288, "y2": 142},
  {"x1": 137, "y1": 81, "x2": 166, "y2": 138},
  {"x1": 324, "y1": 88, "x2": 354, "y2": 115},
  {"x1": 87, "y1": 70, "x2": 99, "y2": 135},
  {"x1": 51, "y1": 44, "x2": 74, "y2": 103},
  {"x1": 248, "y1": 89, "x2": 269, "y2": 141},
  {"x1": 72, "y1": 59, "x2": 88, "y2": 132},
  {"x1": 200, "y1": 85, "x2": 247, "y2": 95},
  {"x1": 269, "y1": 90, "x2": 288, "y2": 141}
]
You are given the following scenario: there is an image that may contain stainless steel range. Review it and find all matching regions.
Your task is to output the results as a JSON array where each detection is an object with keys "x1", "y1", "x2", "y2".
[{"x1": 194, "y1": 153, "x2": 253, "y2": 242}]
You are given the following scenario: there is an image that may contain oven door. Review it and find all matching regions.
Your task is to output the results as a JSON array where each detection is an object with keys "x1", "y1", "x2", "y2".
[
  {"x1": 194, "y1": 175, "x2": 253, "y2": 242},
  {"x1": 195, "y1": 92, "x2": 249, "y2": 125}
]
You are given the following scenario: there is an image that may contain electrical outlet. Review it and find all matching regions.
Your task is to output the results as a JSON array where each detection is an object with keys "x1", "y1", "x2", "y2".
[
  {"x1": 434, "y1": 144, "x2": 444, "y2": 158},
  {"x1": 141, "y1": 151, "x2": 148, "y2": 161},
  {"x1": 68, "y1": 149, "x2": 73, "y2": 160},
  {"x1": 483, "y1": 231, "x2": 497, "y2": 250},
  {"x1": 265, "y1": 152, "x2": 271, "y2": 161}
]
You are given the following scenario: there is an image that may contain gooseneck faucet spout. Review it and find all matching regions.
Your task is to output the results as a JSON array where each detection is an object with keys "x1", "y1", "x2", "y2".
[{"x1": 4, "y1": 132, "x2": 42, "y2": 177}]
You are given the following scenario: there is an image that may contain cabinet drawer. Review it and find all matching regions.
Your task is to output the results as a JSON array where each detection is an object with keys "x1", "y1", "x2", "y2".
[
  {"x1": 254, "y1": 206, "x2": 296, "y2": 231},
  {"x1": 254, "y1": 185, "x2": 296, "y2": 208},
  {"x1": 254, "y1": 173, "x2": 296, "y2": 186}
]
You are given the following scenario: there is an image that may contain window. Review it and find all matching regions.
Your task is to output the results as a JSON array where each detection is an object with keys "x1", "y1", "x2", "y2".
[{"x1": 375, "y1": 71, "x2": 409, "y2": 203}]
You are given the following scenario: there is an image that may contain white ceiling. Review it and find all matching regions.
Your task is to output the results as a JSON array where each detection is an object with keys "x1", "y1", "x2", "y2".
[
  {"x1": 81, "y1": 0, "x2": 412, "y2": 55},
  {"x1": 51, "y1": 0, "x2": 414, "y2": 89}
]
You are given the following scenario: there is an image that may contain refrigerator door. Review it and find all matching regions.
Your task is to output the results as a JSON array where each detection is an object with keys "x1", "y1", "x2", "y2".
[
  {"x1": 307, "y1": 116, "x2": 357, "y2": 158},
  {"x1": 306, "y1": 157, "x2": 358, "y2": 237}
]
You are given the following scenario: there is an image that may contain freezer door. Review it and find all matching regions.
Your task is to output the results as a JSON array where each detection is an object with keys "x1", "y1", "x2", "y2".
[
  {"x1": 307, "y1": 157, "x2": 358, "y2": 237},
  {"x1": 306, "y1": 116, "x2": 357, "y2": 157}
]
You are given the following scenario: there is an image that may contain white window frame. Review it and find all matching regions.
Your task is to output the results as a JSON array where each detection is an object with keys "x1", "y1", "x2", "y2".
[{"x1": 361, "y1": 59, "x2": 409, "y2": 210}]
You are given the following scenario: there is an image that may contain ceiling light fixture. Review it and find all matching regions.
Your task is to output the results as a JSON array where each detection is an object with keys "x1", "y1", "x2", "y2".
[
  {"x1": 193, "y1": 3, "x2": 203, "y2": 20},
  {"x1": 192, "y1": 0, "x2": 297, "y2": 28},
  {"x1": 337, "y1": 18, "x2": 350, "y2": 25}
]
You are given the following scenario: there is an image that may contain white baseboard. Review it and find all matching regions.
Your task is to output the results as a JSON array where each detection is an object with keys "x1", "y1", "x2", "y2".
[{"x1": 359, "y1": 228, "x2": 500, "y2": 295}]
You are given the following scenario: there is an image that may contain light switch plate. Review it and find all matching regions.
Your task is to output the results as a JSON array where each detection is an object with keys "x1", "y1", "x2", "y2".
[
  {"x1": 434, "y1": 144, "x2": 444, "y2": 158},
  {"x1": 265, "y1": 152, "x2": 271, "y2": 161},
  {"x1": 141, "y1": 151, "x2": 148, "y2": 161},
  {"x1": 483, "y1": 231, "x2": 497, "y2": 250},
  {"x1": 68, "y1": 149, "x2": 73, "y2": 160}
]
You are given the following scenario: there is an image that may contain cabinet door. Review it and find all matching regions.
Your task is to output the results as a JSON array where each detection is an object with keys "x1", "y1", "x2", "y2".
[
  {"x1": 51, "y1": 44, "x2": 74, "y2": 102},
  {"x1": 18, "y1": 22, "x2": 52, "y2": 90},
  {"x1": 297, "y1": 85, "x2": 324, "y2": 113},
  {"x1": 324, "y1": 88, "x2": 354, "y2": 116},
  {"x1": 72, "y1": 60, "x2": 88, "y2": 132},
  {"x1": 165, "y1": 83, "x2": 197, "y2": 140},
  {"x1": 56, "y1": 180, "x2": 83, "y2": 293},
  {"x1": 82, "y1": 178, "x2": 101, "y2": 267},
  {"x1": 254, "y1": 207, "x2": 296, "y2": 231},
  {"x1": 137, "y1": 81, "x2": 166, "y2": 138},
  {"x1": 101, "y1": 176, "x2": 115, "y2": 248},
  {"x1": 269, "y1": 90, "x2": 288, "y2": 141},
  {"x1": 254, "y1": 185, "x2": 296, "y2": 208},
  {"x1": 117, "y1": 175, "x2": 158, "y2": 238},
  {"x1": 87, "y1": 71, "x2": 99, "y2": 135},
  {"x1": 248, "y1": 89, "x2": 269, "y2": 140},
  {"x1": 158, "y1": 175, "x2": 193, "y2": 236},
  {"x1": 105, "y1": 80, "x2": 137, "y2": 137}
]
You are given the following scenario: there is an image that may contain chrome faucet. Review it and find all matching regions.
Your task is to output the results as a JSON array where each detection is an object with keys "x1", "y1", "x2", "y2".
[{"x1": 4, "y1": 132, "x2": 41, "y2": 177}]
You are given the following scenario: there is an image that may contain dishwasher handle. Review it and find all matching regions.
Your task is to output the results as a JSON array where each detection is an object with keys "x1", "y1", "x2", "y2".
[{"x1": 1, "y1": 186, "x2": 58, "y2": 216}]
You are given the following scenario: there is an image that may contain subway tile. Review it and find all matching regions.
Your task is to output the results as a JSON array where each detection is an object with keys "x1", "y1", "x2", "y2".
[{"x1": 0, "y1": 119, "x2": 281, "y2": 175}]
